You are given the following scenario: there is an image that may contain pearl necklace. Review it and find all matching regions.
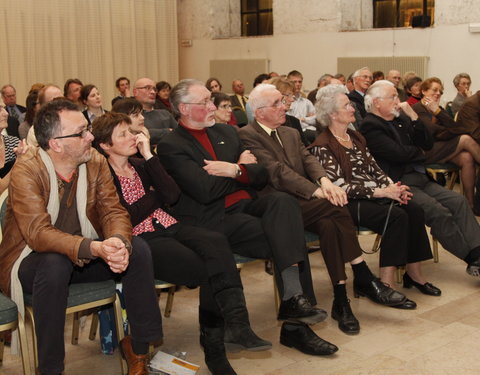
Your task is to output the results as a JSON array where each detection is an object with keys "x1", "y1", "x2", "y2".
[{"x1": 333, "y1": 133, "x2": 351, "y2": 142}]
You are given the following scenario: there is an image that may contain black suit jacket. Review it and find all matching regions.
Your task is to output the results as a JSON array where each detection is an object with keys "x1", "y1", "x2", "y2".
[
  {"x1": 7, "y1": 117, "x2": 19, "y2": 138},
  {"x1": 348, "y1": 90, "x2": 367, "y2": 119},
  {"x1": 157, "y1": 123, "x2": 268, "y2": 228},
  {"x1": 359, "y1": 112, "x2": 434, "y2": 182}
]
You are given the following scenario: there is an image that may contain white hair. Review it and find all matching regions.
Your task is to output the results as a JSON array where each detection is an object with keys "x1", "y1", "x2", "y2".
[
  {"x1": 248, "y1": 83, "x2": 278, "y2": 113},
  {"x1": 315, "y1": 84, "x2": 348, "y2": 127},
  {"x1": 352, "y1": 67, "x2": 371, "y2": 78},
  {"x1": 364, "y1": 80, "x2": 395, "y2": 113}
]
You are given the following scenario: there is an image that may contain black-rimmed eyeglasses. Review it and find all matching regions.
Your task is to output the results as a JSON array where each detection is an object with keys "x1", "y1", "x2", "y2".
[{"x1": 54, "y1": 124, "x2": 92, "y2": 139}]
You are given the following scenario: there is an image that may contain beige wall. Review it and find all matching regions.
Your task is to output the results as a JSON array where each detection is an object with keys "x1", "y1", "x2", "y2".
[
  {"x1": 177, "y1": 0, "x2": 480, "y2": 102},
  {"x1": 0, "y1": 0, "x2": 178, "y2": 109}
]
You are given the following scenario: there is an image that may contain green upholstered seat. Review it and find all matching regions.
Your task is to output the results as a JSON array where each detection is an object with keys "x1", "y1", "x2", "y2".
[
  {"x1": 0, "y1": 293, "x2": 17, "y2": 326},
  {"x1": 24, "y1": 280, "x2": 116, "y2": 308}
]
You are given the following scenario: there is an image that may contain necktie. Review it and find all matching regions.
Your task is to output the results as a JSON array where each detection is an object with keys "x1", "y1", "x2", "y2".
[
  {"x1": 271, "y1": 130, "x2": 282, "y2": 147},
  {"x1": 8, "y1": 107, "x2": 18, "y2": 120}
]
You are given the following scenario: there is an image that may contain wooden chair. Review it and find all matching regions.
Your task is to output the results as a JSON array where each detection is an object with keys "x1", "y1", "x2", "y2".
[
  {"x1": 155, "y1": 280, "x2": 176, "y2": 318},
  {"x1": 0, "y1": 293, "x2": 31, "y2": 375}
]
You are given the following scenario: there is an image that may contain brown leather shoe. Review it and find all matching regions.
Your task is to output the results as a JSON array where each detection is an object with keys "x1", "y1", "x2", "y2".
[{"x1": 120, "y1": 336, "x2": 149, "y2": 375}]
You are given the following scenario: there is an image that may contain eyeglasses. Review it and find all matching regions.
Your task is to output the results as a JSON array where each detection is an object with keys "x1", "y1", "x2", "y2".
[
  {"x1": 54, "y1": 124, "x2": 92, "y2": 139},
  {"x1": 218, "y1": 104, "x2": 232, "y2": 110},
  {"x1": 359, "y1": 75, "x2": 373, "y2": 80},
  {"x1": 136, "y1": 85, "x2": 158, "y2": 93},
  {"x1": 258, "y1": 97, "x2": 287, "y2": 110},
  {"x1": 339, "y1": 102, "x2": 355, "y2": 110},
  {"x1": 379, "y1": 95, "x2": 399, "y2": 101},
  {"x1": 183, "y1": 98, "x2": 215, "y2": 107}
]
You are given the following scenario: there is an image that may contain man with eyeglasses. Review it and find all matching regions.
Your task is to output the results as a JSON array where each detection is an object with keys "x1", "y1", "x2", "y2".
[
  {"x1": 238, "y1": 83, "x2": 403, "y2": 338},
  {"x1": 0, "y1": 99, "x2": 163, "y2": 375},
  {"x1": 158, "y1": 79, "x2": 338, "y2": 362},
  {"x1": 348, "y1": 67, "x2": 373, "y2": 119},
  {"x1": 361, "y1": 80, "x2": 480, "y2": 280},
  {"x1": 133, "y1": 77, "x2": 177, "y2": 145}
]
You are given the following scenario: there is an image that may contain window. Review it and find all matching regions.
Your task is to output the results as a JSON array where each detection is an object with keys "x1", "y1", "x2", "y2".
[
  {"x1": 373, "y1": 0, "x2": 434, "y2": 28},
  {"x1": 241, "y1": 0, "x2": 273, "y2": 36}
]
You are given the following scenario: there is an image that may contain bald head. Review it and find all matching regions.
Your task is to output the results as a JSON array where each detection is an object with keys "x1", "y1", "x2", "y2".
[
  {"x1": 386, "y1": 70, "x2": 401, "y2": 88},
  {"x1": 133, "y1": 78, "x2": 156, "y2": 110}
]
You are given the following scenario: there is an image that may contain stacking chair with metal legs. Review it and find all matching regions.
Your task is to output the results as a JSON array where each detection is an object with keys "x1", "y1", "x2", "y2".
[{"x1": 23, "y1": 280, "x2": 126, "y2": 374}]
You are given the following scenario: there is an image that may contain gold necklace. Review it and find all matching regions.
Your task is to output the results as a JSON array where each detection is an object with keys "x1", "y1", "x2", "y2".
[{"x1": 333, "y1": 133, "x2": 351, "y2": 142}]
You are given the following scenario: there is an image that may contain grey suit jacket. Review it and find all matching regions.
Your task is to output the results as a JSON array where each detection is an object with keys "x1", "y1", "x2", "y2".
[{"x1": 238, "y1": 121, "x2": 327, "y2": 200}]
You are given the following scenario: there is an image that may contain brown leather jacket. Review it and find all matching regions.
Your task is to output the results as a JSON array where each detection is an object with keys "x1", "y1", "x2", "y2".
[{"x1": 0, "y1": 148, "x2": 132, "y2": 295}]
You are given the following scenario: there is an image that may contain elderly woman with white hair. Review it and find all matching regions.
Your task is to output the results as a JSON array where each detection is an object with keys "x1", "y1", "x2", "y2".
[{"x1": 308, "y1": 84, "x2": 441, "y2": 303}]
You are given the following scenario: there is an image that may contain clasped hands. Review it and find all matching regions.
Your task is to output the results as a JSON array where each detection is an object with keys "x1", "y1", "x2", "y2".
[
  {"x1": 91, "y1": 237, "x2": 130, "y2": 273},
  {"x1": 313, "y1": 177, "x2": 348, "y2": 207},
  {"x1": 203, "y1": 150, "x2": 256, "y2": 178},
  {"x1": 376, "y1": 182, "x2": 412, "y2": 205}
]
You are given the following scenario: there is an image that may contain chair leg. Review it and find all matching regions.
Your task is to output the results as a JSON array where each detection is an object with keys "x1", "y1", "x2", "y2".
[
  {"x1": 71, "y1": 312, "x2": 80, "y2": 345},
  {"x1": 0, "y1": 331, "x2": 4, "y2": 365},
  {"x1": 89, "y1": 311, "x2": 99, "y2": 340},
  {"x1": 432, "y1": 237, "x2": 439, "y2": 263},
  {"x1": 272, "y1": 264, "x2": 280, "y2": 312},
  {"x1": 114, "y1": 295, "x2": 127, "y2": 375},
  {"x1": 25, "y1": 307, "x2": 38, "y2": 370},
  {"x1": 18, "y1": 314, "x2": 32, "y2": 375},
  {"x1": 163, "y1": 286, "x2": 176, "y2": 318},
  {"x1": 447, "y1": 171, "x2": 458, "y2": 191},
  {"x1": 372, "y1": 234, "x2": 381, "y2": 252},
  {"x1": 396, "y1": 266, "x2": 405, "y2": 284}
]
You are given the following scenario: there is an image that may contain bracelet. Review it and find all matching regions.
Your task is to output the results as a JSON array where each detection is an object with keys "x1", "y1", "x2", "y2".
[{"x1": 234, "y1": 163, "x2": 242, "y2": 178}]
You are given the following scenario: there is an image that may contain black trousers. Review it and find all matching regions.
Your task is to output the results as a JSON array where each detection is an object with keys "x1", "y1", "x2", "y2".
[
  {"x1": 347, "y1": 199, "x2": 433, "y2": 267},
  {"x1": 300, "y1": 198, "x2": 363, "y2": 284},
  {"x1": 220, "y1": 192, "x2": 316, "y2": 304},
  {"x1": 139, "y1": 223, "x2": 242, "y2": 315},
  {"x1": 18, "y1": 237, "x2": 162, "y2": 375}
]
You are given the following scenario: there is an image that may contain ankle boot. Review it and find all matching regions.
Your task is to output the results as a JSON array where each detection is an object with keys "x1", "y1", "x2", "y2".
[
  {"x1": 199, "y1": 309, "x2": 237, "y2": 375},
  {"x1": 214, "y1": 288, "x2": 272, "y2": 352}
]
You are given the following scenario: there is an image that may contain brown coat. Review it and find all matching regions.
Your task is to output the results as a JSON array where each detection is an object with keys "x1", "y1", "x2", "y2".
[
  {"x1": 238, "y1": 121, "x2": 326, "y2": 200},
  {"x1": 456, "y1": 90, "x2": 480, "y2": 142},
  {"x1": 0, "y1": 148, "x2": 132, "y2": 295}
]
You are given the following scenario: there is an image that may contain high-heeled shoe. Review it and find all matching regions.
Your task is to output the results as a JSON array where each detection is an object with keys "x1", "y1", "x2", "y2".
[
  {"x1": 353, "y1": 278, "x2": 406, "y2": 306},
  {"x1": 403, "y1": 273, "x2": 441, "y2": 296}
]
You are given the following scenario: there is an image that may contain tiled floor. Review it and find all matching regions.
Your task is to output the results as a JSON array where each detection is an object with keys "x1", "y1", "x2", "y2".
[{"x1": 3, "y1": 232, "x2": 480, "y2": 375}]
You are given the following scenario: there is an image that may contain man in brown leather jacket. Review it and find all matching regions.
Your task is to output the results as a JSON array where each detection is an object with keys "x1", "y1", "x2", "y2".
[{"x1": 0, "y1": 100, "x2": 162, "y2": 375}]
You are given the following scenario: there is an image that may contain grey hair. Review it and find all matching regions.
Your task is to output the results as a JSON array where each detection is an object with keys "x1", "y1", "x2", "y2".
[
  {"x1": 364, "y1": 80, "x2": 394, "y2": 113},
  {"x1": 170, "y1": 79, "x2": 204, "y2": 116},
  {"x1": 352, "y1": 67, "x2": 370, "y2": 78},
  {"x1": 317, "y1": 74, "x2": 333, "y2": 86},
  {"x1": 315, "y1": 84, "x2": 349, "y2": 127},
  {"x1": 453, "y1": 73, "x2": 471, "y2": 88},
  {"x1": 248, "y1": 83, "x2": 278, "y2": 114}
]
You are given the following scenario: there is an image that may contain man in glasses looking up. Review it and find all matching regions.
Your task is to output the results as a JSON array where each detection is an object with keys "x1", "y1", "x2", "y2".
[
  {"x1": 0, "y1": 99, "x2": 163, "y2": 375},
  {"x1": 133, "y1": 77, "x2": 177, "y2": 145}
]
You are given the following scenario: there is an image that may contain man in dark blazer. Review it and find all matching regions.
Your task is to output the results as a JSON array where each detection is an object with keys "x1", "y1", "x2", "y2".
[
  {"x1": 1, "y1": 84, "x2": 26, "y2": 125},
  {"x1": 360, "y1": 80, "x2": 480, "y2": 277},
  {"x1": 347, "y1": 67, "x2": 373, "y2": 120},
  {"x1": 238, "y1": 83, "x2": 407, "y2": 337},
  {"x1": 230, "y1": 79, "x2": 249, "y2": 127},
  {"x1": 158, "y1": 79, "x2": 339, "y2": 357}
]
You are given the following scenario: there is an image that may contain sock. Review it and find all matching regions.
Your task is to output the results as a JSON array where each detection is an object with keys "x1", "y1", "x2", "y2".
[
  {"x1": 464, "y1": 246, "x2": 480, "y2": 264},
  {"x1": 351, "y1": 261, "x2": 375, "y2": 286},
  {"x1": 281, "y1": 265, "x2": 303, "y2": 301},
  {"x1": 132, "y1": 339, "x2": 149, "y2": 355},
  {"x1": 333, "y1": 283, "x2": 348, "y2": 304}
]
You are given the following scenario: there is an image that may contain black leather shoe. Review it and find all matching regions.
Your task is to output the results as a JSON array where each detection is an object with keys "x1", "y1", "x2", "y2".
[
  {"x1": 331, "y1": 299, "x2": 360, "y2": 335},
  {"x1": 354, "y1": 278, "x2": 406, "y2": 306},
  {"x1": 278, "y1": 294, "x2": 327, "y2": 324},
  {"x1": 466, "y1": 259, "x2": 480, "y2": 277},
  {"x1": 391, "y1": 298, "x2": 417, "y2": 310},
  {"x1": 280, "y1": 322, "x2": 338, "y2": 356},
  {"x1": 403, "y1": 273, "x2": 441, "y2": 296}
]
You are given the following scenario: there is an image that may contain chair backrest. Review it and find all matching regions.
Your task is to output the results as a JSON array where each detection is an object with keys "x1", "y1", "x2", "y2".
[{"x1": 0, "y1": 189, "x2": 9, "y2": 242}]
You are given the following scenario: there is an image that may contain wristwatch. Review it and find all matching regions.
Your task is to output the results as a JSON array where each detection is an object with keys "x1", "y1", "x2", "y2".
[{"x1": 234, "y1": 164, "x2": 242, "y2": 178}]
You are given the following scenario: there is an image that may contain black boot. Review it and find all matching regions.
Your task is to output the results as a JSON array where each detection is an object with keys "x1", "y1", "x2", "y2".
[
  {"x1": 199, "y1": 309, "x2": 237, "y2": 375},
  {"x1": 214, "y1": 288, "x2": 272, "y2": 352}
]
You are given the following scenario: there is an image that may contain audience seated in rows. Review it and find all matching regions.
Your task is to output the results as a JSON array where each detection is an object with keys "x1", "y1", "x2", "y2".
[
  {"x1": 239, "y1": 83, "x2": 410, "y2": 336},
  {"x1": 309, "y1": 83, "x2": 440, "y2": 298},
  {"x1": 360, "y1": 80, "x2": 480, "y2": 280},
  {"x1": 157, "y1": 79, "x2": 337, "y2": 364}
]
